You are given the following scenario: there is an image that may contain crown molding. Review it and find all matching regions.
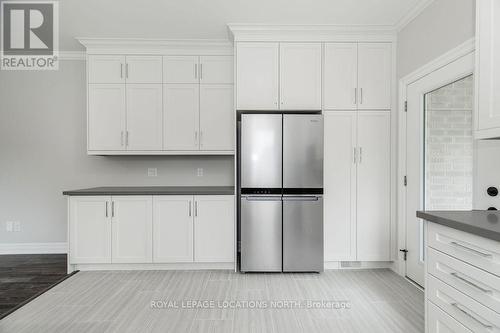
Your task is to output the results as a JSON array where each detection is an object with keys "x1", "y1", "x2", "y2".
[
  {"x1": 227, "y1": 24, "x2": 397, "y2": 42},
  {"x1": 75, "y1": 38, "x2": 234, "y2": 55},
  {"x1": 394, "y1": 0, "x2": 436, "y2": 32}
]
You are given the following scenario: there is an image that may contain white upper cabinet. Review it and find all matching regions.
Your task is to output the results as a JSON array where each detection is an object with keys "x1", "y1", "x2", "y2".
[
  {"x1": 163, "y1": 56, "x2": 199, "y2": 84},
  {"x1": 199, "y1": 56, "x2": 233, "y2": 84},
  {"x1": 323, "y1": 43, "x2": 358, "y2": 110},
  {"x1": 88, "y1": 55, "x2": 126, "y2": 84},
  {"x1": 163, "y1": 84, "x2": 200, "y2": 151},
  {"x1": 357, "y1": 43, "x2": 392, "y2": 110},
  {"x1": 200, "y1": 84, "x2": 234, "y2": 151},
  {"x1": 323, "y1": 112, "x2": 357, "y2": 262},
  {"x1": 279, "y1": 43, "x2": 322, "y2": 110},
  {"x1": 194, "y1": 195, "x2": 235, "y2": 262},
  {"x1": 356, "y1": 112, "x2": 391, "y2": 261},
  {"x1": 126, "y1": 84, "x2": 163, "y2": 151},
  {"x1": 111, "y1": 196, "x2": 153, "y2": 264},
  {"x1": 153, "y1": 196, "x2": 194, "y2": 263},
  {"x1": 88, "y1": 84, "x2": 126, "y2": 151},
  {"x1": 69, "y1": 196, "x2": 112, "y2": 264},
  {"x1": 476, "y1": 0, "x2": 500, "y2": 137},
  {"x1": 236, "y1": 42, "x2": 279, "y2": 110},
  {"x1": 125, "y1": 56, "x2": 162, "y2": 83}
]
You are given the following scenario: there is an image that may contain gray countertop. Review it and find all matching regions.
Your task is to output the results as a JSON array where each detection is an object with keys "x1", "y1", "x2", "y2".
[
  {"x1": 63, "y1": 186, "x2": 235, "y2": 196},
  {"x1": 417, "y1": 210, "x2": 500, "y2": 242}
]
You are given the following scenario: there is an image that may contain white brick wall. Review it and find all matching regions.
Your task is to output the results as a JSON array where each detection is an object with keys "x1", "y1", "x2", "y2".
[{"x1": 424, "y1": 75, "x2": 473, "y2": 210}]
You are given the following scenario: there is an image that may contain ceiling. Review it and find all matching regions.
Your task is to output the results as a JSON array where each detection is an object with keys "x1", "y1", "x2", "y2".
[{"x1": 60, "y1": 0, "x2": 433, "y2": 50}]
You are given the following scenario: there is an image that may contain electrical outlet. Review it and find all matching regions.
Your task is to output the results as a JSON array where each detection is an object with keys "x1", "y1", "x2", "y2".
[
  {"x1": 148, "y1": 168, "x2": 157, "y2": 177},
  {"x1": 13, "y1": 221, "x2": 21, "y2": 232},
  {"x1": 197, "y1": 168, "x2": 203, "y2": 177},
  {"x1": 6, "y1": 221, "x2": 13, "y2": 232}
]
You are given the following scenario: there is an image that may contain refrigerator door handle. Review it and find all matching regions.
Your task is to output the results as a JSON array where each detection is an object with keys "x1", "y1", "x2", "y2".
[
  {"x1": 282, "y1": 196, "x2": 320, "y2": 201},
  {"x1": 244, "y1": 196, "x2": 282, "y2": 201}
]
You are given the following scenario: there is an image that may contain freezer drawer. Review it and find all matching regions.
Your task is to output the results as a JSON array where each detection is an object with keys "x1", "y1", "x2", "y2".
[
  {"x1": 241, "y1": 114, "x2": 282, "y2": 189},
  {"x1": 283, "y1": 195, "x2": 323, "y2": 272},
  {"x1": 283, "y1": 114, "x2": 323, "y2": 189},
  {"x1": 240, "y1": 195, "x2": 282, "y2": 272}
]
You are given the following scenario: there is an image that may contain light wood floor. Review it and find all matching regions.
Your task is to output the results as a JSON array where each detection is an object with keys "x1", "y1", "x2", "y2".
[{"x1": 0, "y1": 269, "x2": 424, "y2": 333}]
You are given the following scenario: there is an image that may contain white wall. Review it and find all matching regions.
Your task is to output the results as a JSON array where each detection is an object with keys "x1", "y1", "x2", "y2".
[{"x1": 0, "y1": 60, "x2": 234, "y2": 244}]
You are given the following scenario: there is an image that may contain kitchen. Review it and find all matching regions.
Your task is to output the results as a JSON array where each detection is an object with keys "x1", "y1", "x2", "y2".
[{"x1": 1, "y1": 0, "x2": 499, "y2": 332}]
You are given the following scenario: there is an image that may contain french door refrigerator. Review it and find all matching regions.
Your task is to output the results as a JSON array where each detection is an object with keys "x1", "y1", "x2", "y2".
[{"x1": 239, "y1": 113, "x2": 324, "y2": 272}]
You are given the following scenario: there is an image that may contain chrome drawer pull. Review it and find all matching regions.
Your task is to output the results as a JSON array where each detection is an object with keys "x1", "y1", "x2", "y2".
[
  {"x1": 450, "y1": 241, "x2": 493, "y2": 258},
  {"x1": 451, "y1": 302, "x2": 493, "y2": 329},
  {"x1": 450, "y1": 272, "x2": 492, "y2": 294}
]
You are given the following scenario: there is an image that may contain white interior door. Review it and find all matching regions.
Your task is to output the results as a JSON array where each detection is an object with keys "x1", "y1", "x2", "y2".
[
  {"x1": 323, "y1": 43, "x2": 358, "y2": 110},
  {"x1": 279, "y1": 43, "x2": 322, "y2": 110},
  {"x1": 126, "y1": 84, "x2": 163, "y2": 151},
  {"x1": 88, "y1": 84, "x2": 126, "y2": 151},
  {"x1": 404, "y1": 53, "x2": 474, "y2": 287},
  {"x1": 69, "y1": 196, "x2": 111, "y2": 264},
  {"x1": 323, "y1": 112, "x2": 357, "y2": 261},
  {"x1": 194, "y1": 195, "x2": 234, "y2": 262},
  {"x1": 236, "y1": 42, "x2": 279, "y2": 110},
  {"x1": 199, "y1": 84, "x2": 234, "y2": 151},
  {"x1": 357, "y1": 43, "x2": 392, "y2": 110},
  {"x1": 111, "y1": 196, "x2": 153, "y2": 263},
  {"x1": 153, "y1": 196, "x2": 194, "y2": 263},
  {"x1": 357, "y1": 111, "x2": 391, "y2": 261},
  {"x1": 163, "y1": 84, "x2": 200, "y2": 150}
]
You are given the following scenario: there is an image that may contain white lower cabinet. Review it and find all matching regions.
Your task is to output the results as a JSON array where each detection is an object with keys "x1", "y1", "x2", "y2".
[
  {"x1": 69, "y1": 196, "x2": 112, "y2": 264},
  {"x1": 323, "y1": 111, "x2": 391, "y2": 262},
  {"x1": 427, "y1": 301, "x2": 472, "y2": 333},
  {"x1": 194, "y1": 195, "x2": 235, "y2": 262},
  {"x1": 111, "y1": 196, "x2": 153, "y2": 263},
  {"x1": 153, "y1": 196, "x2": 194, "y2": 263},
  {"x1": 69, "y1": 195, "x2": 234, "y2": 268}
]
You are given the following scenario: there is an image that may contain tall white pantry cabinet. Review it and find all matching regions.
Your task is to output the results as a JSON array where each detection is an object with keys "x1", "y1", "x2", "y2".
[{"x1": 232, "y1": 27, "x2": 394, "y2": 264}]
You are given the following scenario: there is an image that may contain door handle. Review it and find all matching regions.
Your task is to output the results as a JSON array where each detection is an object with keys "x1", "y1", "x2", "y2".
[
  {"x1": 244, "y1": 196, "x2": 282, "y2": 201},
  {"x1": 199, "y1": 131, "x2": 203, "y2": 147},
  {"x1": 194, "y1": 201, "x2": 198, "y2": 217},
  {"x1": 282, "y1": 196, "x2": 319, "y2": 201},
  {"x1": 195, "y1": 131, "x2": 198, "y2": 145},
  {"x1": 194, "y1": 64, "x2": 198, "y2": 79},
  {"x1": 450, "y1": 272, "x2": 492, "y2": 293},
  {"x1": 126, "y1": 131, "x2": 129, "y2": 146},
  {"x1": 354, "y1": 88, "x2": 357, "y2": 105},
  {"x1": 451, "y1": 303, "x2": 493, "y2": 329},
  {"x1": 353, "y1": 147, "x2": 357, "y2": 164},
  {"x1": 105, "y1": 201, "x2": 109, "y2": 217},
  {"x1": 111, "y1": 201, "x2": 115, "y2": 218},
  {"x1": 200, "y1": 63, "x2": 203, "y2": 80},
  {"x1": 360, "y1": 88, "x2": 363, "y2": 104},
  {"x1": 450, "y1": 241, "x2": 492, "y2": 258},
  {"x1": 121, "y1": 131, "x2": 124, "y2": 146},
  {"x1": 359, "y1": 147, "x2": 363, "y2": 164},
  {"x1": 120, "y1": 64, "x2": 123, "y2": 79},
  {"x1": 189, "y1": 201, "x2": 192, "y2": 217}
]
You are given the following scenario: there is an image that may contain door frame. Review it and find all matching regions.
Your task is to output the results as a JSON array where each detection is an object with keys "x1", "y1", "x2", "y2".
[{"x1": 396, "y1": 38, "x2": 475, "y2": 278}]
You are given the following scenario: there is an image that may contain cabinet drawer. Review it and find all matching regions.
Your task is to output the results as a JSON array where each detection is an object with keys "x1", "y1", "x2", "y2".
[
  {"x1": 428, "y1": 223, "x2": 500, "y2": 276},
  {"x1": 427, "y1": 301, "x2": 472, "y2": 333},
  {"x1": 428, "y1": 247, "x2": 500, "y2": 313},
  {"x1": 427, "y1": 275, "x2": 500, "y2": 332}
]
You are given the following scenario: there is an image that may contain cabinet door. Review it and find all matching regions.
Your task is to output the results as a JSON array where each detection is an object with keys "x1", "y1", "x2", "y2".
[
  {"x1": 88, "y1": 84, "x2": 126, "y2": 151},
  {"x1": 476, "y1": 0, "x2": 500, "y2": 131},
  {"x1": 111, "y1": 196, "x2": 153, "y2": 263},
  {"x1": 358, "y1": 43, "x2": 392, "y2": 110},
  {"x1": 88, "y1": 55, "x2": 125, "y2": 84},
  {"x1": 126, "y1": 84, "x2": 163, "y2": 151},
  {"x1": 69, "y1": 196, "x2": 111, "y2": 264},
  {"x1": 125, "y1": 56, "x2": 162, "y2": 84},
  {"x1": 199, "y1": 84, "x2": 234, "y2": 151},
  {"x1": 199, "y1": 56, "x2": 233, "y2": 84},
  {"x1": 323, "y1": 112, "x2": 357, "y2": 261},
  {"x1": 280, "y1": 43, "x2": 322, "y2": 110},
  {"x1": 236, "y1": 42, "x2": 279, "y2": 110},
  {"x1": 356, "y1": 112, "x2": 391, "y2": 261},
  {"x1": 163, "y1": 84, "x2": 200, "y2": 150},
  {"x1": 194, "y1": 196, "x2": 234, "y2": 262},
  {"x1": 323, "y1": 43, "x2": 358, "y2": 110},
  {"x1": 153, "y1": 196, "x2": 193, "y2": 263},
  {"x1": 163, "y1": 56, "x2": 199, "y2": 84}
]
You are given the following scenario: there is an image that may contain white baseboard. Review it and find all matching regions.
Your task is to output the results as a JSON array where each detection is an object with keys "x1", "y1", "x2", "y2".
[
  {"x1": 72, "y1": 262, "x2": 234, "y2": 272},
  {"x1": 324, "y1": 261, "x2": 394, "y2": 270},
  {"x1": 0, "y1": 242, "x2": 67, "y2": 255}
]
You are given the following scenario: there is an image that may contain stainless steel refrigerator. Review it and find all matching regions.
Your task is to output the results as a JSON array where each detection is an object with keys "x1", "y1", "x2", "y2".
[{"x1": 239, "y1": 113, "x2": 324, "y2": 272}]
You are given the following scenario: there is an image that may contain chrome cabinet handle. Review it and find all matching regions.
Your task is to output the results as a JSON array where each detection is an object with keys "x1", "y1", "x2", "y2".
[
  {"x1": 111, "y1": 201, "x2": 115, "y2": 218},
  {"x1": 354, "y1": 88, "x2": 357, "y2": 105},
  {"x1": 200, "y1": 63, "x2": 203, "y2": 80},
  {"x1": 282, "y1": 196, "x2": 319, "y2": 201},
  {"x1": 121, "y1": 131, "x2": 124, "y2": 146},
  {"x1": 450, "y1": 241, "x2": 492, "y2": 258},
  {"x1": 244, "y1": 196, "x2": 281, "y2": 201},
  {"x1": 199, "y1": 131, "x2": 203, "y2": 147},
  {"x1": 359, "y1": 147, "x2": 363, "y2": 164},
  {"x1": 126, "y1": 131, "x2": 129, "y2": 146},
  {"x1": 360, "y1": 88, "x2": 363, "y2": 104},
  {"x1": 189, "y1": 201, "x2": 192, "y2": 217},
  {"x1": 353, "y1": 147, "x2": 357, "y2": 164},
  {"x1": 126, "y1": 63, "x2": 129, "y2": 79},
  {"x1": 450, "y1": 272, "x2": 492, "y2": 293},
  {"x1": 120, "y1": 64, "x2": 123, "y2": 79},
  {"x1": 451, "y1": 303, "x2": 493, "y2": 328},
  {"x1": 195, "y1": 131, "x2": 198, "y2": 145},
  {"x1": 194, "y1": 64, "x2": 198, "y2": 79},
  {"x1": 105, "y1": 201, "x2": 108, "y2": 218},
  {"x1": 194, "y1": 201, "x2": 198, "y2": 217}
]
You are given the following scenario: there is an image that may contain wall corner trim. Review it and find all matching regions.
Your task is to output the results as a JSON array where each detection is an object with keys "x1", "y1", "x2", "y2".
[
  {"x1": 0, "y1": 242, "x2": 68, "y2": 255},
  {"x1": 394, "y1": 0, "x2": 436, "y2": 32}
]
